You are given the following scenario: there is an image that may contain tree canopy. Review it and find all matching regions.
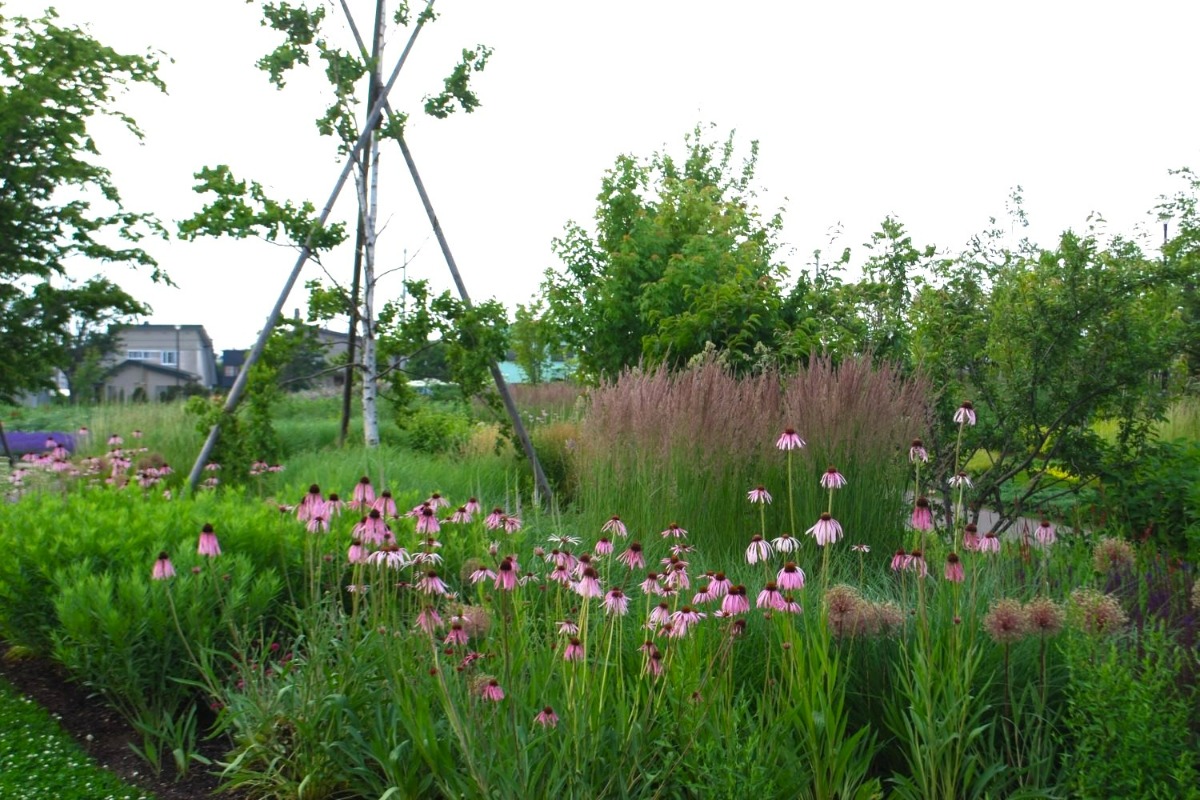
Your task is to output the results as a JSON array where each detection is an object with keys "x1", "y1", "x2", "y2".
[{"x1": 0, "y1": 8, "x2": 165, "y2": 403}]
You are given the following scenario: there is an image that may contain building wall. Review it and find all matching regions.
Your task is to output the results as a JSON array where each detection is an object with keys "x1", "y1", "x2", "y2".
[
  {"x1": 110, "y1": 326, "x2": 218, "y2": 387},
  {"x1": 103, "y1": 364, "x2": 193, "y2": 402}
]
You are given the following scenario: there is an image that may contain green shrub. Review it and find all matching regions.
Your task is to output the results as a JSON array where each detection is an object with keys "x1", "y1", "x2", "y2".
[{"x1": 396, "y1": 402, "x2": 472, "y2": 455}]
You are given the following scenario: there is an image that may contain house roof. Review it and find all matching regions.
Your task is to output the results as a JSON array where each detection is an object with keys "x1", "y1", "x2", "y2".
[
  {"x1": 116, "y1": 323, "x2": 215, "y2": 352},
  {"x1": 103, "y1": 359, "x2": 201, "y2": 382}
]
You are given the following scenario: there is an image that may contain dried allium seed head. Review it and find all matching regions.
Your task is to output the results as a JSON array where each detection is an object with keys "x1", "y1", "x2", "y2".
[
  {"x1": 1024, "y1": 596, "x2": 1064, "y2": 636},
  {"x1": 1070, "y1": 589, "x2": 1128, "y2": 635},
  {"x1": 1092, "y1": 537, "x2": 1136, "y2": 574},
  {"x1": 983, "y1": 598, "x2": 1029, "y2": 645}
]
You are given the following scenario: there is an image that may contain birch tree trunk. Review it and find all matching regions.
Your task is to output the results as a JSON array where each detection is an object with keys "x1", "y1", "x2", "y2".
[{"x1": 358, "y1": 4, "x2": 385, "y2": 448}]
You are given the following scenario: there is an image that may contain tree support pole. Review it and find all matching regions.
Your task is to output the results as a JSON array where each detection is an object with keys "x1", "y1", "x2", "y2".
[
  {"x1": 336, "y1": 1, "x2": 554, "y2": 505},
  {"x1": 186, "y1": 1, "x2": 436, "y2": 493}
]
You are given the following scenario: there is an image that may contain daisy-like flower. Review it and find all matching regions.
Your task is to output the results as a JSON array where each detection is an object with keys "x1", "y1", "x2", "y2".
[
  {"x1": 306, "y1": 504, "x2": 330, "y2": 534},
  {"x1": 152, "y1": 551, "x2": 175, "y2": 580},
  {"x1": 806, "y1": 513, "x2": 843, "y2": 546},
  {"x1": 576, "y1": 567, "x2": 603, "y2": 598},
  {"x1": 670, "y1": 605, "x2": 705, "y2": 635},
  {"x1": 778, "y1": 594, "x2": 803, "y2": 614},
  {"x1": 850, "y1": 543, "x2": 870, "y2": 553},
  {"x1": 548, "y1": 564, "x2": 572, "y2": 585},
  {"x1": 351, "y1": 476, "x2": 375, "y2": 509},
  {"x1": 479, "y1": 678, "x2": 505, "y2": 702},
  {"x1": 771, "y1": 532, "x2": 798, "y2": 553},
  {"x1": 594, "y1": 537, "x2": 613, "y2": 556},
  {"x1": 776, "y1": 428, "x2": 806, "y2": 450},
  {"x1": 324, "y1": 493, "x2": 343, "y2": 516},
  {"x1": 890, "y1": 549, "x2": 907, "y2": 571},
  {"x1": 601, "y1": 515, "x2": 628, "y2": 537},
  {"x1": 747, "y1": 486, "x2": 772, "y2": 504},
  {"x1": 645, "y1": 650, "x2": 664, "y2": 678},
  {"x1": 557, "y1": 619, "x2": 579, "y2": 636},
  {"x1": 1034, "y1": 519, "x2": 1056, "y2": 547},
  {"x1": 108, "y1": 434, "x2": 123, "y2": 446},
  {"x1": 534, "y1": 706, "x2": 559, "y2": 728},
  {"x1": 617, "y1": 542, "x2": 645, "y2": 570},
  {"x1": 948, "y1": 472, "x2": 973, "y2": 489},
  {"x1": 415, "y1": 607, "x2": 443, "y2": 634},
  {"x1": 197, "y1": 523, "x2": 221, "y2": 557},
  {"x1": 720, "y1": 585, "x2": 750, "y2": 615},
  {"x1": 639, "y1": 572, "x2": 664, "y2": 596},
  {"x1": 691, "y1": 584, "x2": 713, "y2": 604},
  {"x1": 910, "y1": 497, "x2": 933, "y2": 531},
  {"x1": 563, "y1": 637, "x2": 585, "y2": 662},
  {"x1": 493, "y1": 558, "x2": 518, "y2": 591},
  {"x1": 548, "y1": 533, "x2": 581, "y2": 547},
  {"x1": 416, "y1": 505, "x2": 441, "y2": 535},
  {"x1": 820, "y1": 466, "x2": 847, "y2": 490},
  {"x1": 980, "y1": 532, "x2": 1001, "y2": 553},
  {"x1": 756, "y1": 582, "x2": 784, "y2": 610},
  {"x1": 905, "y1": 549, "x2": 928, "y2": 578},
  {"x1": 708, "y1": 572, "x2": 732, "y2": 597},
  {"x1": 416, "y1": 570, "x2": 449, "y2": 595},
  {"x1": 954, "y1": 400, "x2": 977, "y2": 426},
  {"x1": 449, "y1": 506, "x2": 472, "y2": 524},
  {"x1": 963, "y1": 523, "x2": 981, "y2": 551},
  {"x1": 464, "y1": 497, "x2": 482, "y2": 515},
  {"x1": 470, "y1": 565, "x2": 497, "y2": 584},
  {"x1": 648, "y1": 602, "x2": 672, "y2": 626},
  {"x1": 427, "y1": 492, "x2": 450, "y2": 510},
  {"x1": 661, "y1": 522, "x2": 688, "y2": 539},
  {"x1": 909, "y1": 438, "x2": 928, "y2": 463},
  {"x1": 603, "y1": 588, "x2": 630, "y2": 615},
  {"x1": 745, "y1": 534, "x2": 774, "y2": 564},
  {"x1": 372, "y1": 491, "x2": 398, "y2": 517},
  {"x1": 347, "y1": 539, "x2": 367, "y2": 564},
  {"x1": 356, "y1": 510, "x2": 391, "y2": 545},
  {"x1": 367, "y1": 544, "x2": 408, "y2": 570},
  {"x1": 944, "y1": 552, "x2": 965, "y2": 583},
  {"x1": 445, "y1": 623, "x2": 469, "y2": 647},
  {"x1": 484, "y1": 507, "x2": 506, "y2": 529},
  {"x1": 777, "y1": 561, "x2": 805, "y2": 591},
  {"x1": 503, "y1": 515, "x2": 522, "y2": 534}
]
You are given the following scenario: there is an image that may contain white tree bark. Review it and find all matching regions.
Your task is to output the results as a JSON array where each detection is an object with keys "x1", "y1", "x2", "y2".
[{"x1": 358, "y1": 5, "x2": 385, "y2": 449}]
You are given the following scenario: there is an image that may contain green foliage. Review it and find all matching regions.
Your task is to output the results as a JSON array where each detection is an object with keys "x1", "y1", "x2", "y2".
[
  {"x1": 1060, "y1": 626, "x2": 1200, "y2": 799},
  {"x1": 510, "y1": 300, "x2": 556, "y2": 385},
  {"x1": 395, "y1": 402, "x2": 471, "y2": 455},
  {"x1": 543, "y1": 125, "x2": 789, "y2": 379},
  {"x1": 424, "y1": 46, "x2": 494, "y2": 118},
  {"x1": 0, "y1": 9, "x2": 166, "y2": 403}
]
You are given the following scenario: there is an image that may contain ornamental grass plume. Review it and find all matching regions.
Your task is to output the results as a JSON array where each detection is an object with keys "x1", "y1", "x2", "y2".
[
  {"x1": 1092, "y1": 536, "x2": 1136, "y2": 574},
  {"x1": 983, "y1": 598, "x2": 1029, "y2": 645},
  {"x1": 1069, "y1": 588, "x2": 1129, "y2": 635}
]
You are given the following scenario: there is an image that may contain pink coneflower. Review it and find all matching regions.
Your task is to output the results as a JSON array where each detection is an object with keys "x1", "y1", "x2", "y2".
[
  {"x1": 534, "y1": 706, "x2": 559, "y2": 728},
  {"x1": 197, "y1": 523, "x2": 221, "y2": 557},
  {"x1": 557, "y1": 619, "x2": 579, "y2": 636},
  {"x1": 909, "y1": 438, "x2": 928, "y2": 463},
  {"x1": 670, "y1": 605, "x2": 705, "y2": 636},
  {"x1": 756, "y1": 582, "x2": 784, "y2": 610},
  {"x1": 980, "y1": 532, "x2": 1001, "y2": 553},
  {"x1": 416, "y1": 570, "x2": 449, "y2": 596},
  {"x1": 494, "y1": 558, "x2": 518, "y2": 591},
  {"x1": 132, "y1": 429, "x2": 143, "y2": 439},
  {"x1": 649, "y1": 602, "x2": 672, "y2": 626},
  {"x1": 806, "y1": 513, "x2": 843, "y2": 546},
  {"x1": 745, "y1": 534, "x2": 774, "y2": 564},
  {"x1": 416, "y1": 505, "x2": 441, "y2": 535},
  {"x1": 594, "y1": 537, "x2": 613, "y2": 556},
  {"x1": 777, "y1": 593, "x2": 803, "y2": 614},
  {"x1": 720, "y1": 585, "x2": 750, "y2": 615},
  {"x1": 479, "y1": 678, "x2": 504, "y2": 703},
  {"x1": 944, "y1": 552, "x2": 965, "y2": 583},
  {"x1": 910, "y1": 496, "x2": 933, "y2": 531},
  {"x1": 78, "y1": 426, "x2": 90, "y2": 437},
  {"x1": 747, "y1": 486, "x2": 772, "y2": 504},
  {"x1": 347, "y1": 538, "x2": 367, "y2": 564},
  {"x1": 617, "y1": 542, "x2": 645, "y2": 570},
  {"x1": 771, "y1": 532, "x2": 798, "y2": 553},
  {"x1": 470, "y1": 565, "x2": 497, "y2": 584},
  {"x1": 297, "y1": 484, "x2": 323, "y2": 521},
  {"x1": 462, "y1": 497, "x2": 481, "y2": 516},
  {"x1": 449, "y1": 506, "x2": 471, "y2": 524},
  {"x1": 355, "y1": 510, "x2": 391, "y2": 544},
  {"x1": 563, "y1": 636, "x2": 585, "y2": 661},
  {"x1": 306, "y1": 504, "x2": 330, "y2": 534},
  {"x1": 708, "y1": 572, "x2": 732, "y2": 597},
  {"x1": 152, "y1": 551, "x2": 175, "y2": 580},
  {"x1": 905, "y1": 549, "x2": 928, "y2": 577},
  {"x1": 576, "y1": 567, "x2": 603, "y2": 598},
  {"x1": 445, "y1": 622, "x2": 469, "y2": 646},
  {"x1": 954, "y1": 400, "x2": 977, "y2": 426},
  {"x1": 691, "y1": 584, "x2": 713, "y2": 604},
  {"x1": 820, "y1": 466, "x2": 847, "y2": 490},
  {"x1": 367, "y1": 544, "x2": 408, "y2": 569},
  {"x1": 963, "y1": 523, "x2": 981, "y2": 551},
  {"x1": 351, "y1": 476, "x2": 375, "y2": 509},
  {"x1": 108, "y1": 434, "x2": 123, "y2": 446},
  {"x1": 372, "y1": 491, "x2": 398, "y2": 517},
  {"x1": 548, "y1": 564, "x2": 572, "y2": 585},
  {"x1": 603, "y1": 588, "x2": 630, "y2": 616},
  {"x1": 601, "y1": 515, "x2": 628, "y2": 537},
  {"x1": 851, "y1": 544, "x2": 870, "y2": 553},
  {"x1": 948, "y1": 471, "x2": 973, "y2": 489},
  {"x1": 1035, "y1": 519, "x2": 1056, "y2": 547},
  {"x1": 777, "y1": 561, "x2": 806, "y2": 590},
  {"x1": 415, "y1": 607, "x2": 442, "y2": 634},
  {"x1": 645, "y1": 650, "x2": 664, "y2": 678},
  {"x1": 573, "y1": 553, "x2": 595, "y2": 579},
  {"x1": 669, "y1": 542, "x2": 694, "y2": 556},
  {"x1": 483, "y1": 507, "x2": 505, "y2": 529},
  {"x1": 503, "y1": 514, "x2": 522, "y2": 534},
  {"x1": 660, "y1": 522, "x2": 688, "y2": 539},
  {"x1": 425, "y1": 492, "x2": 449, "y2": 510},
  {"x1": 639, "y1": 572, "x2": 664, "y2": 596},
  {"x1": 665, "y1": 561, "x2": 690, "y2": 590},
  {"x1": 775, "y1": 428, "x2": 806, "y2": 450},
  {"x1": 205, "y1": 462, "x2": 220, "y2": 472}
]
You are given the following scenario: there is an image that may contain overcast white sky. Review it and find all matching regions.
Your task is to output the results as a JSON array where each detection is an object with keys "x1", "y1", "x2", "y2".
[{"x1": 9, "y1": 0, "x2": 1200, "y2": 352}]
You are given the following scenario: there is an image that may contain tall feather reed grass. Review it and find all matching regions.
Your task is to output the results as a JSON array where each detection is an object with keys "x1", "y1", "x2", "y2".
[{"x1": 574, "y1": 356, "x2": 931, "y2": 557}]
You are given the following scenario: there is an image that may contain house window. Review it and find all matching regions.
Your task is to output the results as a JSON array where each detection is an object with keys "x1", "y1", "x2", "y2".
[
  {"x1": 161, "y1": 351, "x2": 177, "y2": 366},
  {"x1": 127, "y1": 350, "x2": 160, "y2": 360},
  {"x1": 224, "y1": 365, "x2": 239, "y2": 377}
]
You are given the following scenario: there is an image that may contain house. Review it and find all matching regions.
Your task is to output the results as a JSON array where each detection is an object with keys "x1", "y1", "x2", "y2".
[
  {"x1": 100, "y1": 324, "x2": 219, "y2": 402},
  {"x1": 218, "y1": 348, "x2": 247, "y2": 390}
]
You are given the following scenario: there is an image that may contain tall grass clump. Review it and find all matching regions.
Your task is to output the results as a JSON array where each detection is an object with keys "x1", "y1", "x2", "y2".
[{"x1": 574, "y1": 356, "x2": 929, "y2": 556}]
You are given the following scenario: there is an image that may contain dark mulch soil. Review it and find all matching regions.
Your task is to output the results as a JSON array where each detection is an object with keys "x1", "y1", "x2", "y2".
[{"x1": 0, "y1": 644, "x2": 239, "y2": 800}]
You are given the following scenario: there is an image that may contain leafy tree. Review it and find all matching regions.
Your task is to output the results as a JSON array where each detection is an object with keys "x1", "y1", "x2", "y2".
[
  {"x1": 510, "y1": 300, "x2": 555, "y2": 384},
  {"x1": 1157, "y1": 168, "x2": 1200, "y2": 384},
  {"x1": 55, "y1": 278, "x2": 149, "y2": 402},
  {"x1": 0, "y1": 9, "x2": 165, "y2": 402},
  {"x1": 542, "y1": 125, "x2": 788, "y2": 380}
]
